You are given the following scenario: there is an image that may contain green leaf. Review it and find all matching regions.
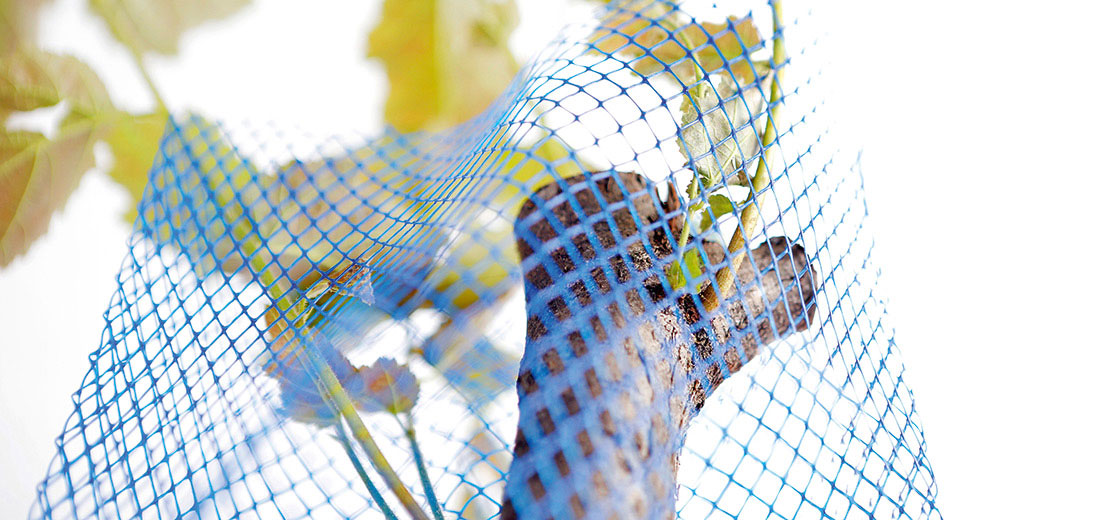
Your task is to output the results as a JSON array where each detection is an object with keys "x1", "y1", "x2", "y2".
[
  {"x1": 683, "y1": 248, "x2": 703, "y2": 280},
  {"x1": 89, "y1": 0, "x2": 252, "y2": 56},
  {"x1": 366, "y1": 0, "x2": 519, "y2": 132},
  {"x1": 698, "y1": 193, "x2": 735, "y2": 232},
  {"x1": 665, "y1": 247, "x2": 705, "y2": 289},
  {"x1": 0, "y1": 124, "x2": 96, "y2": 265},
  {"x1": 0, "y1": 48, "x2": 112, "y2": 118}
]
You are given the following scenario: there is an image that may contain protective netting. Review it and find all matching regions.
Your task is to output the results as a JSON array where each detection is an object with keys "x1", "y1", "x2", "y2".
[{"x1": 30, "y1": 1, "x2": 942, "y2": 519}]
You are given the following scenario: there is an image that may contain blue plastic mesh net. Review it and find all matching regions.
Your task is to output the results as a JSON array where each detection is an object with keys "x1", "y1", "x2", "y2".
[{"x1": 29, "y1": 1, "x2": 942, "y2": 519}]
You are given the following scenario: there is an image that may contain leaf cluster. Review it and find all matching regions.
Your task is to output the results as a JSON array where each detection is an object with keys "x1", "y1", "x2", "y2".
[
  {"x1": 0, "y1": 0, "x2": 250, "y2": 266},
  {"x1": 595, "y1": 4, "x2": 776, "y2": 292}
]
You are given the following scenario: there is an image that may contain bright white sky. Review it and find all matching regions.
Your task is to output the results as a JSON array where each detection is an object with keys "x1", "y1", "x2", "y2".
[{"x1": 1, "y1": 0, "x2": 1107, "y2": 518}]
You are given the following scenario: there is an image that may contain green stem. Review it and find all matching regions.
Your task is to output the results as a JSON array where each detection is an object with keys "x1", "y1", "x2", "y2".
[
  {"x1": 662, "y1": 11, "x2": 710, "y2": 290},
  {"x1": 336, "y1": 427, "x2": 399, "y2": 520},
  {"x1": 702, "y1": 0, "x2": 785, "y2": 312},
  {"x1": 126, "y1": 46, "x2": 168, "y2": 111},
  {"x1": 400, "y1": 415, "x2": 445, "y2": 520}
]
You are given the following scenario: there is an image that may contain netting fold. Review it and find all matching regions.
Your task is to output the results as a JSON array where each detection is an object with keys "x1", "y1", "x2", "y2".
[{"x1": 30, "y1": 1, "x2": 942, "y2": 519}]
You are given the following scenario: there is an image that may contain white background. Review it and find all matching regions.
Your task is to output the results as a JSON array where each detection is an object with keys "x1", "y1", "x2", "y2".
[{"x1": 1, "y1": 0, "x2": 1107, "y2": 518}]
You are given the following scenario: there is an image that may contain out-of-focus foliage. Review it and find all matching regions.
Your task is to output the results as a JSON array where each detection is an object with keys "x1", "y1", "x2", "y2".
[
  {"x1": 0, "y1": 127, "x2": 93, "y2": 264},
  {"x1": 0, "y1": 0, "x2": 45, "y2": 51},
  {"x1": 591, "y1": 1, "x2": 764, "y2": 86},
  {"x1": 0, "y1": 0, "x2": 251, "y2": 266},
  {"x1": 89, "y1": 0, "x2": 252, "y2": 56},
  {"x1": 366, "y1": 0, "x2": 519, "y2": 132},
  {"x1": 0, "y1": 48, "x2": 112, "y2": 115},
  {"x1": 102, "y1": 111, "x2": 169, "y2": 219},
  {"x1": 1, "y1": 49, "x2": 106, "y2": 264},
  {"x1": 282, "y1": 352, "x2": 420, "y2": 425}
]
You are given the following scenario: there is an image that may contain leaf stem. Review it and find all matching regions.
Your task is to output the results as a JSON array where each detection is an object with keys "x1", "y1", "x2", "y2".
[
  {"x1": 399, "y1": 414, "x2": 445, "y2": 520},
  {"x1": 126, "y1": 46, "x2": 168, "y2": 111},
  {"x1": 336, "y1": 427, "x2": 400, "y2": 520},
  {"x1": 701, "y1": 0, "x2": 785, "y2": 312}
]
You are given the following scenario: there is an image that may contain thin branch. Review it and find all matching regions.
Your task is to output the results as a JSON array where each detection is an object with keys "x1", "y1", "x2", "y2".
[
  {"x1": 701, "y1": 0, "x2": 786, "y2": 312},
  {"x1": 336, "y1": 427, "x2": 399, "y2": 520},
  {"x1": 400, "y1": 414, "x2": 445, "y2": 520},
  {"x1": 126, "y1": 46, "x2": 168, "y2": 111}
]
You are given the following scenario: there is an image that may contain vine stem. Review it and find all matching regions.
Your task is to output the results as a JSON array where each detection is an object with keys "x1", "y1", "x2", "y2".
[
  {"x1": 307, "y1": 350, "x2": 432, "y2": 520},
  {"x1": 399, "y1": 414, "x2": 445, "y2": 520},
  {"x1": 126, "y1": 46, "x2": 168, "y2": 111},
  {"x1": 701, "y1": 0, "x2": 785, "y2": 312},
  {"x1": 336, "y1": 427, "x2": 400, "y2": 520},
  {"x1": 661, "y1": 10, "x2": 709, "y2": 289}
]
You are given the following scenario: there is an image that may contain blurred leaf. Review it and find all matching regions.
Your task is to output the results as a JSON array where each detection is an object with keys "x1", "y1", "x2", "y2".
[
  {"x1": 367, "y1": 0, "x2": 519, "y2": 132},
  {"x1": 418, "y1": 305, "x2": 516, "y2": 405},
  {"x1": 0, "y1": 124, "x2": 96, "y2": 265},
  {"x1": 353, "y1": 358, "x2": 419, "y2": 415},
  {"x1": 89, "y1": 0, "x2": 252, "y2": 56},
  {"x1": 0, "y1": 49, "x2": 169, "y2": 247},
  {"x1": 265, "y1": 147, "x2": 447, "y2": 289},
  {"x1": 158, "y1": 115, "x2": 265, "y2": 279},
  {"x1": 103, "y1": 110, "x2": 168, "y2": 218},
  {"x1": 262, "y1": 134, "x2": 584, "y2": 408},
  {"x1": 0, "y1": 50, "x2": 117, "y2": 265},
  {"x1": 0, "y1": 0, "x2": 46, "y2": 52},
  {"x1": 259, "y1": 146, "x2": 450, "y2": 357},
  {"x1": 590, "y1": 4, "x2": 764, "y2": 85},
  {"x1": 0, "y1": 48, "x2": 112, "y2": 118},
  {"x1": 280, "y1": 353, "x2": 420, "y2": 424},
  {"x1": 302, "y1": 264, "x2": 378, "y2": 353}
]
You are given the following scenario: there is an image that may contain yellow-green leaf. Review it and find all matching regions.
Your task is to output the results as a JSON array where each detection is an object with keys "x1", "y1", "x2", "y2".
[
  {"x1": 698, "y1": 193, "x2": 735, "y2": 232},
  {"x1": 0, "y1": 50, "x2": 116, "y2": 265},
  {"x1": 665, "y1": 247, "x2": 705, "y2": 289},
  {"x1": 89, "y1": 0, "x2": 252, "y2": 56},
  {"x1": 103, "y1": 110, "x2": 168, "y2": 216},
  {"x1": 0, "y1": 124, "x2": 96, "y2": 265},
  {"x1": 366, "y1": 0, "x2": 519, "y2": 132},
  {"x1": 0, "y1": 48, "x2": 112, "y2": 117},
  {"x1": 590, "y1": 4, "x2": 764, "y2": 85}
]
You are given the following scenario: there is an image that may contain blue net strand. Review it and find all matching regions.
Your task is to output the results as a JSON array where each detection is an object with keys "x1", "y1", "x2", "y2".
[{"x1": 30, "y1": 2, "x2": 942, "y2": 519}]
